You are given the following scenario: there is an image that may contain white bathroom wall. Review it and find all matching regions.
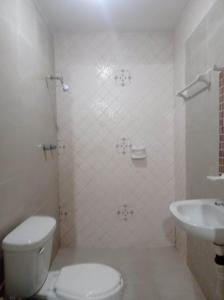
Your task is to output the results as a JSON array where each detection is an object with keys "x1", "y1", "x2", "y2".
[
  {"x1": 55, "y1": 33, "x2": 176, "y2": 248},
  {"x1": 174, "y1": 0, "x2": 217, "y2": 257},
  {"x1": 0, "y1": 0, "x2": 59, "y2": 290},
  {"x1": 174, "y1": 0, "x2": 224, "y2": 299},
  {"x1": 185, "y1": 1, "x2": 224, "y2": 299}
]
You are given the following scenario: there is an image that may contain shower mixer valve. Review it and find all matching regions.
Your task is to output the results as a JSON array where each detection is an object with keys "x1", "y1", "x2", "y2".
[{"x1": 37, "y1": 144, "x2": 57, "y2": 152}]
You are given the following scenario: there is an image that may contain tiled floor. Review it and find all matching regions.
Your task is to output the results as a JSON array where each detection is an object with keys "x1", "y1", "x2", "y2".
[{"x1": 50, "y1": 247, "x2": 205, "y2": 300}]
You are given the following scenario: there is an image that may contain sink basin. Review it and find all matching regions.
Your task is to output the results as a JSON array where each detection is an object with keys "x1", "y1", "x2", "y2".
[{"x1": 170, "y1": 199, "x2": 224, "y2": 244}]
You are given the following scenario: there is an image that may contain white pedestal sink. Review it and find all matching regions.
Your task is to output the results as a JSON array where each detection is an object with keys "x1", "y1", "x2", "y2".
[
  {"x1": 170, "y1": 199, "x2": 224, "y2": 299},
  {"x1": 170, "y1": 199, "x2": 224, "y2": 244}
]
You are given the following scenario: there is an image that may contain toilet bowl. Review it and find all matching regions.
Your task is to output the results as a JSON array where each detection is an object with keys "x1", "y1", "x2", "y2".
[
  {"x1": 2, "y1": 216, "x2": 124, "y2": 300},
  {"x1": 37, "y1": 264, "x2": 123, "y2": 300}
]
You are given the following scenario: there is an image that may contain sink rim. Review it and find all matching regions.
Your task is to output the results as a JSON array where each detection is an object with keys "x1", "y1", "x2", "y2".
[{"x1": 170, "y1": 199, "x2": 224, "y2": 231}]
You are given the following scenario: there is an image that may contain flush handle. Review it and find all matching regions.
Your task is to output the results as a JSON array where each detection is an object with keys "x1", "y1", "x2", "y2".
[{"x1": 39, "y1": 247, "x2": 45, "y2": 255}]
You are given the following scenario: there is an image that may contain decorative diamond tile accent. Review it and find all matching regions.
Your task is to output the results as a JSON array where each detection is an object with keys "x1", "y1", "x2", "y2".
[
  {"x1": 117, "y1": 204, "x2": 134, "y2": 221},
  {"x1": 55, "y1": 33, "x2": 175, "y2": 248},
  {"x1": 114, "y1": 69, "x2": 132, "y2": 87}
]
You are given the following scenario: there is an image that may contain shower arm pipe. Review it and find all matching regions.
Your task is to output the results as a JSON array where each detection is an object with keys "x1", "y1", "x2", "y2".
[{"x1": 48, "y1": 75, "x2": 64, "y2": 85}]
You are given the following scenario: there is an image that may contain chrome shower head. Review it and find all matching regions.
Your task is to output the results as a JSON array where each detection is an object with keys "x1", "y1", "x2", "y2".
[{"x1": 62, "y1": 83, "x2": 69, "y2": 92}]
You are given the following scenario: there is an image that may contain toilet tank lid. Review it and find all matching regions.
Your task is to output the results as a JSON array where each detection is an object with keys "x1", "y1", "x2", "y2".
[{"x1": 2, "y1": 216, "x2": 56, "y2": 252}]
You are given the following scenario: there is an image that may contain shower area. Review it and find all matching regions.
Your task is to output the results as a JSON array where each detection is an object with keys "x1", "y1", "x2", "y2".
[{"x1": 55, "y1": 33, "x2": 175, "y2": 249}]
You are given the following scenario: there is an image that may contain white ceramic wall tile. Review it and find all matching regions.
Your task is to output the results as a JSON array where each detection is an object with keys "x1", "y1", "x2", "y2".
[{"x1": 55, "y1": 33, "x2": 175, "y2": 248}]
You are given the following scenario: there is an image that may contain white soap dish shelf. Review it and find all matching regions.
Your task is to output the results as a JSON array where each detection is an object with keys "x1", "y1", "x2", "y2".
[{"x1": 131, "y1": 146, "x2": 147, "y2": 160}]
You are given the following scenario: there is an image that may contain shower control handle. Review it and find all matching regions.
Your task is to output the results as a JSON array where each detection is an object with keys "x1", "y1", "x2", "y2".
[
  {"x1": 39, "y1": 247, "x2": 45, "y2": 255},
  {"x1": 50, "y1": 144, "x2": 57, "y2": 150},
  {"x1": 42, "y1": 144, "x2": 57, "y2": 151}
]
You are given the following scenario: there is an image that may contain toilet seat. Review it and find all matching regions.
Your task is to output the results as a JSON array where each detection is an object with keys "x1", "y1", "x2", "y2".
[{"x1": 54, "y1": 264, "x2": 123, "y2": 300}]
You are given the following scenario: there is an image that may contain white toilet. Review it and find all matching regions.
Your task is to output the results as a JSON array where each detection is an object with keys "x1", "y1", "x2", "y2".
[{"x1": 2, "y1": 216, "x2": 124, "y2": 300}]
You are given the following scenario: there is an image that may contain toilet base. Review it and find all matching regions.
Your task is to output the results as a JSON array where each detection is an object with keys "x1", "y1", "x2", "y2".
[{"x1": 34, "y1": 271, "x2": 60, "y2": 300}]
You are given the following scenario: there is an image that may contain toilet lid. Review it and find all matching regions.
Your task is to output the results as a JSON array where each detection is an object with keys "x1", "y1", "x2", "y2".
[{"x1": 54, "y1": 264, "x2": 123, "y2": 300}]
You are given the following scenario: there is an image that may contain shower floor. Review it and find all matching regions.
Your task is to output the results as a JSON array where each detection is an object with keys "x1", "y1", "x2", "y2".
[{"x1": 51, "y1": 247, "x2": 205, "y2": 300}]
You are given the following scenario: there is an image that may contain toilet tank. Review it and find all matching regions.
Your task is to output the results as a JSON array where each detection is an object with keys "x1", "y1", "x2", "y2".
[{"x1": 2, "y1": 216, "x2": 56, "y2": 298}]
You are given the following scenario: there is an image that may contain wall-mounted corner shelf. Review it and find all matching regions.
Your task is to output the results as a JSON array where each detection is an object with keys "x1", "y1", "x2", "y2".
[
  {"x1": 177, "y1": 70, "x2": 211, "y2": 100},
  {"x1": 176, "y1": 64, "x2": 224, "y2": 100},
  {"x1": 207, "y1": 174, "x2": 224, "y2": 182}
]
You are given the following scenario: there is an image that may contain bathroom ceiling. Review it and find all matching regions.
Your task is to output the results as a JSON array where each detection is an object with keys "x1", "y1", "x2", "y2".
[{"x1": 35, "y1": 0, "x2": 190, "y2": 32}]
